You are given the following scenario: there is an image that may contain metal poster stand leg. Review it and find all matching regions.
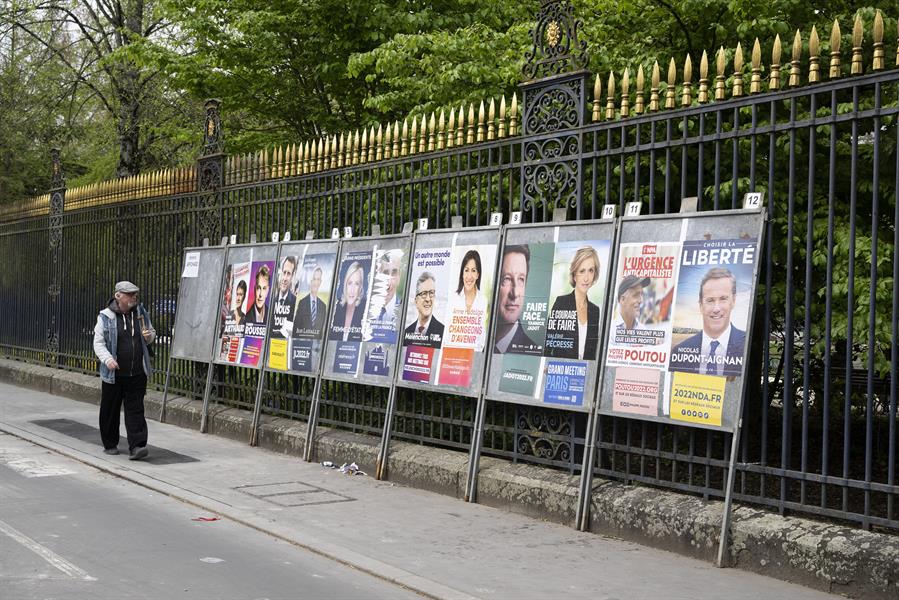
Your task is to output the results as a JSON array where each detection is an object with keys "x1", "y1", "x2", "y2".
[
  {"x1": 249, "y1": 330, "x2": 276, "y2": 446},
  {"x1": 575, "y1": 409, "x2": 600, "y2": 530},
  {"x1": 717, "y1": 418, "x2": 743, "y2": 568},
  {"x1": 375, "y1": 384, "x2": 398, "y2": 480},
  {"x1": 302, "y1": 375, "x2": 324, "y2": 462},
  {"x1": 199, "y1": 361, "x2": 215, "y2": 433},
  {"x1": 249, "y1": 369, "x2": 267, "y2": 446},
  {"x1": 159, "y1": 352, "x2": 174, "y2": 423},
  {"x1": 464, "y1": 392, "x2": 487, "y2": 502}
]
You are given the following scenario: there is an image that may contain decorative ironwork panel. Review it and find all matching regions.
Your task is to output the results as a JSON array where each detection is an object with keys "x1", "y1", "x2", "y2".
[
  {"x1": 514, "y1": 407, "x2": 575, "y2": 466},
  {"x1": 46, "y1": 149, "x2": 64, "y2": 360},
  {"x1": 522, "y1": 0, "x2": 588, "y2": 80},
  {"x1": 202, "y1": 99, "x2": 224, "y2": 156},
  {"x1": 520, "y1": 74, "x2": 586, "y2": 212}
]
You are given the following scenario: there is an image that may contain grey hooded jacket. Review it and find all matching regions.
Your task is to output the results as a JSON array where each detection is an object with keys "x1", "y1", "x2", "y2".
[{"x1": 92, "y1": 302, "x2": 156, "y2": 384}]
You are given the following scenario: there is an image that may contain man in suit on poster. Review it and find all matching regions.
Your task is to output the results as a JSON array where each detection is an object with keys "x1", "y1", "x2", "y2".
[
  {"x1": 669, "y1": 267, "x2": 746, "y2": 377},
  {"x1": 294, "y1": 267, "x2": 328, "y2": 337},
  {"x1": 403, "y1": 271, "x2": 444, "y2": 346},
  {"x1": 493, "y1": 244, "x2": 539, "y2": 354}
]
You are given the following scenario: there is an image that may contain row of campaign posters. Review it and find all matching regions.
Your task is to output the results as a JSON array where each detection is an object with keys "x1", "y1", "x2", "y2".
[{"x1": 208, "y1": 210, "x2": 762, "y2": 432}]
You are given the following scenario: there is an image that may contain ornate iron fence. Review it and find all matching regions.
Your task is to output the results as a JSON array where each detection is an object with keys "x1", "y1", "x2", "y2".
[{"x1": 0, "y1": 2, "x2": 896, "y2": 533}]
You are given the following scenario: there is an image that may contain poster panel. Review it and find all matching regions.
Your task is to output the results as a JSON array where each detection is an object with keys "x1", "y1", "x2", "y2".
[
  {"x1": 321, "y1": 234, "x2": 411, "y2": 386},
  {"x1": 170, "y1": 246, "x2": 227, "y2": 362},
  {"x1": 264, "y1": 240, "x2": 339, "y2": 375},
  {"x1": 597, "y1": 208, "x2": 766, "y2": 431},
  {"x1": 393, "y1": 227, "x2": 500, "y2": 397},
  {"x1": 213, "y1": 243, "x2": 279, "y2": 369},
  {"x1": 484, "y1": 221, "x2": 615, "y2": 412}
]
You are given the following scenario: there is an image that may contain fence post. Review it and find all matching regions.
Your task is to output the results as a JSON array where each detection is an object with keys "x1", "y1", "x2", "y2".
[
  {"x1": 194, "y1": 99, "x2": 225, "y2": 405},
  {"x1": 519, "y1": 0, "x2": 589, "y2": 222},
  {"x1": 46, "y1": 148, "x2": 65, "y2": 366},
  {"x1": 197, "y1": 98, "x2": 225, "y2": 242}
]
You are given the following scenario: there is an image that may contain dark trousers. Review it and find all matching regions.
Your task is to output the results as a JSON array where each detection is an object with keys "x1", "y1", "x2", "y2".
[{"x1": 99, "y1": 373, "x2": 148, "y2": 451}]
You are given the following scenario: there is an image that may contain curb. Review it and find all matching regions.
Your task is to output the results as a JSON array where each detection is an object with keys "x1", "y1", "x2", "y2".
[{"x1": 1, "y1": 358, "x2": 897, "y2": 599}]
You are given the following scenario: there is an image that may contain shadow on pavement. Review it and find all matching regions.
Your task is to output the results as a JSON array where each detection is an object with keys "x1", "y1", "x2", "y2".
[{"x1": 30, "y1": 418, "x2": 200, "y2": 464}]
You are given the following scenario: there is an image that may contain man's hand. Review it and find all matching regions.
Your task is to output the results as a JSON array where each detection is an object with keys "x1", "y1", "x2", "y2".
[
  {"x1": 141, "y1": 329, "x2": 152, "y2": 343},
  {"x1": 105, "y1": 358, "x2": 119, "y2": 370}
]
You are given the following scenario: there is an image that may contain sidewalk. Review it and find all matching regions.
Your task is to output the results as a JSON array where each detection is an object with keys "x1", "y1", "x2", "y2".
[{"x1": 0, "y1": 380, "x2": 843, "y2": 600}]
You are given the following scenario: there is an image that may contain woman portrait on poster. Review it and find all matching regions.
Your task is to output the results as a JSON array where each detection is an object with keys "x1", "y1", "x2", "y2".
[
  {"x1": 447, "y1": 249, "x2": 488, "y2": 350},
  {"x1": 546, "y1": 246, "x2": 601, "y2": 360},
  {"x1": 330, "y1": 261, "x2": 366, "y2": 342}
]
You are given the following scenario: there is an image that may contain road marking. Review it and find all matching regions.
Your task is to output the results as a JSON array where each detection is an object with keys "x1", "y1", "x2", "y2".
[
  {"x1": 0, "y1": 519, "x2": 96, "y2": 581},
  {"x1": 0, "y1": 449, "x2": 75, "y2": 478}
]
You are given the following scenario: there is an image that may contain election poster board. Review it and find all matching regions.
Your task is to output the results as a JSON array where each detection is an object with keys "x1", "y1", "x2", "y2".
[
  {"x1": 264, "y1": 240, "x2": 339, "y2": 376},
  {"x1": 393, "y1": 227, "x2": 501, "y2": 397},
  {"x1": 484, "y1": 221, "x2": 615, "y2": 412},
  {"x1": 213, "y1": 243, "x2": 279, "y2": 369},
  {"x1": 320, "y1": 233, "x2": 412, "y2": 386},
  {"x1": 597, "y1": 208, "x2": 766, "y2": 431},
  {"x1": 170, "y1": 246, "x2": 227, "y2": 362}
]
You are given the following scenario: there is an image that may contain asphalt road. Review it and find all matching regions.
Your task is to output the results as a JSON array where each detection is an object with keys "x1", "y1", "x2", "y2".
[{"x1": 0, "y1": 431, "x2": 421, "y2": 600}]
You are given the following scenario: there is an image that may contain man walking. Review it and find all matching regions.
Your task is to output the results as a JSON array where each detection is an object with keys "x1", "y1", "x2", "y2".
[{"x1": 92, "y1": 281, "x2": 156, "y2": 460}]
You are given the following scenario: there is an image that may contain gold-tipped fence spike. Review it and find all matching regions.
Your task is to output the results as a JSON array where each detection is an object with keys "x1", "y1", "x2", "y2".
[
  {"x1": 418, "y1": 116, "x2": 427, "y2": 154},
  {"x1": 499, "y1": 96, "x2": 507, "y2": 138},
  {"x1": 447, "y1": 109, "x2": 456, "y2": 148},
  {"x1": 375, "y1": 125, "x2": 382, "y2": 161},
  {"x1": 355, "y1": 130, "x2": 363, "y2": 165},
  {"x1": 715, "y1": 48, "x2": 726, "y2": 100},
  {"x1": 830, "y1": 19, "x2": 842, "y2": 78},
  {"x1": 733, "y1": 43, "x2": 744, "y2": 97},
  {"x1": 487, "y1": 98, "x2": 496, "y2": 141},
  {"x1": 318, "y1": 138, "x2": 325, "y2": 171},
  {"x1": 510, "y1": 93, "x2": 519, "y2": 136},
  {"x1": 621, "y1": 68, "x2": 630, "y2": 117},
  {"x1": 665, "y1": 58, "x2": 676, "y2": 109},
  {"x1": 428, "y1": 113, "x2": 437, "y2": 151},
  {"x1": 790, "y1": 30, "x2": 802, "y2": 87},
  {"x1": 393, "y1": 121, "x2": 400, "y2": 157},
  {"x1": 369, "y1": 126, "x2": 377, "y2": 162},
  {"x1": 438, "y1": 110, "x2": 446, "y2": 150},
  {"x1": 456, "y1": 105, "x2": 465, "y2": 146},
  {"x1": 606, "y1": 72, "x2": 616, "y2": 119},
  {"x1": 770, "y1": 34, "x2": 782, "y2": 91},
  {"x1": 335, "y1": 134, "x2": 343, "y2": 168},
  {"x1": 401, "y1": 119, "x2": 409, "y2": 157},
  {"x1": 477, "y1": 101, "x2": 486, "y2": 142},
  {"x1": 635, "y1": 64, "x2": 645, "y2": 114},
  {"x1": 750, "y1": 38, "x2": 762, "y2": 93},
  {"x1": 682, "y1": 55, "x2": 693, "y2": 106},
  {"x1": 592, "y1": 73, "x2": 602, "y2": 121},
  {"x1": 467, "y1": 104, "x2": 475, "y2": 145},
  {"x1": 851, "y1": 14, "x2": 863, "y2": 75},
  {"x1": 650, "y1": 61, "x2": 661, "y2": 111},
  {"x1": 698, "y1": 51, "x2": 709, "y2": 103},
  {"x1": 809, "y1": 26, "x2": 821, "y2": 83},
  {"x1": 384, "y1": 124, "x2": 393, "y2": 160},
  {"x1": 873, "y1": 10, "x2": 884, "y2": 70},
  {"x1": 411, "y1": 116, "x2": 420, "y2": 156}
]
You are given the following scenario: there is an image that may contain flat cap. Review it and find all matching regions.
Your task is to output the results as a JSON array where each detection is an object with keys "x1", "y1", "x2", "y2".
[{"x1": 114, "y1": 281, "x2": 140, "y2": 294}]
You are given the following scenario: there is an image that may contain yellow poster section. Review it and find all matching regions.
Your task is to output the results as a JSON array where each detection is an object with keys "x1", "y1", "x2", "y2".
[
  {"x1": 670, "y1": 371, "x2": 726, "y2": 427},
  {"x1": 267, "y1": 338, "x2": 288, "y2": 371}
]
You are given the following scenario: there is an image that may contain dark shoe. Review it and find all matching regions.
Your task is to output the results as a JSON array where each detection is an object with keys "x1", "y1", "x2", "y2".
[
  {"x1": 103, "y1": 447, "x2": 119, "y2": 455},
  {"x1": 128, "y1": 447, "x2": 148, "y2": 461}
]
